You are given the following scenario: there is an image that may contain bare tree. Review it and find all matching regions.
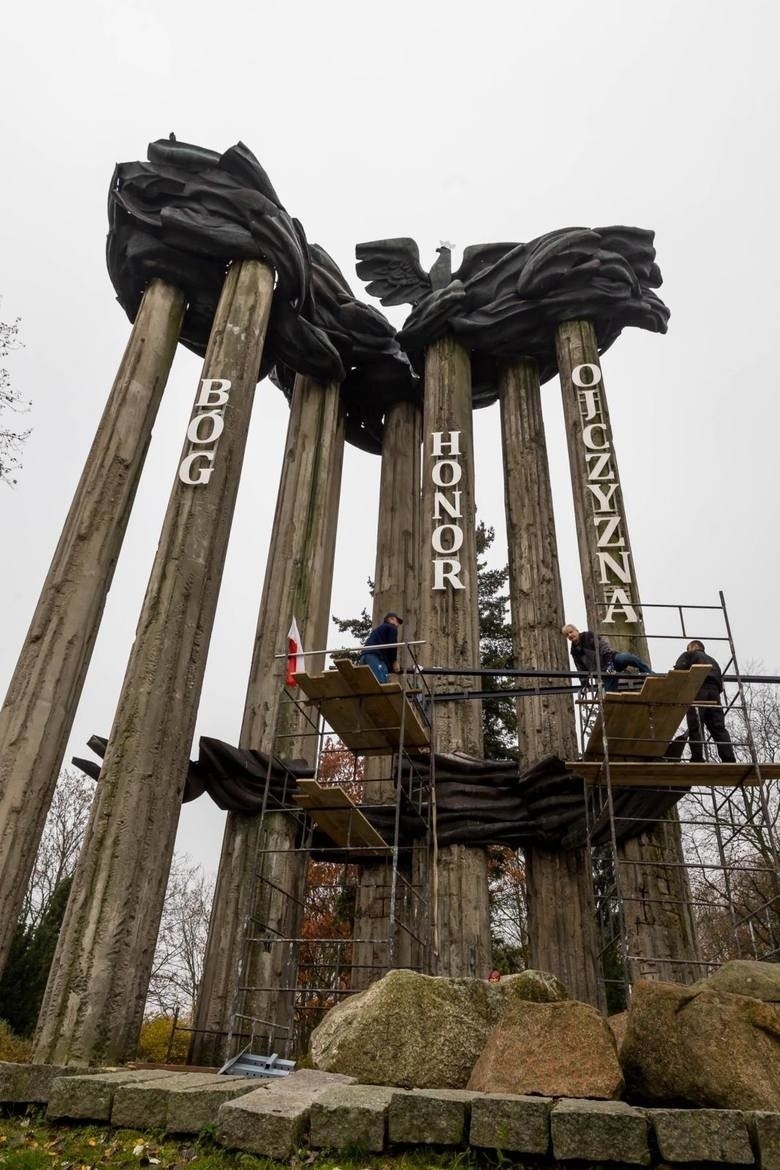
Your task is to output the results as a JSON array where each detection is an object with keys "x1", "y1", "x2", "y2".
[
  {"x1": 22, "y1": 767, "x2": 94, "y2": 929},
  {"x1": 0, "y1": 311, "x2": 29, "y2": 486},
  {"x1": 679, "y1": 676, "x2": 780, "y2": 965},
  {"x1": 146, "y1": 855, "x2": 214, "y2": 1017}
]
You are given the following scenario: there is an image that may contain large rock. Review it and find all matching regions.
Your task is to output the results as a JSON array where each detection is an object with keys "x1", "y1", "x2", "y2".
[
  {"x1": 310, "y1": 969, "x2": 502, "y2": 1088},
  {"x1": 500, "y1": 970, "x2": 569, "y2": 1003},
  {"x1": 697, "y1": 959, "x2": 780, "y2": 1003},
  {"x1": 467, "y1": 1001, "x2": 623, "y2": 1099},
  {"x1": 621, "y1": 979, "x2": 780, "y2": 1110}
]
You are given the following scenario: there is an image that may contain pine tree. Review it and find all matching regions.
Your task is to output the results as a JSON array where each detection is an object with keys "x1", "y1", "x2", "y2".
[
  {"x1": 0, "y1": 876, "x2": 72, "y2": 1036},
  {"x1": 333, "y1": 524, "x2": 516, "y2": 759}
]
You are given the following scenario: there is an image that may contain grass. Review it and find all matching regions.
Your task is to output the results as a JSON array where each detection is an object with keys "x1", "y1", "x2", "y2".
[{"x1": 0, "y1": 1116, "x2": 489, "y2": 1170}]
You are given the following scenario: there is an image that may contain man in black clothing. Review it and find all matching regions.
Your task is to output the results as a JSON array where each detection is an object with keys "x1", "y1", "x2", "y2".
[
  {"x1": 359, "y1": 612, "x2": 403, "y2": 683},
  {"x1": 674, "y1": 639, "x2": 735, "y2": 763},
  {"x1": 562, "y1": 623, "x2": 653, "y2": 692}
]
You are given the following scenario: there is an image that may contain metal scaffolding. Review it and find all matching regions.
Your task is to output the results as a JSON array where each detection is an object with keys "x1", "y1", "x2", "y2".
[{"x1": 580, "y1": 592, "x2": 780, "y2": 1008}]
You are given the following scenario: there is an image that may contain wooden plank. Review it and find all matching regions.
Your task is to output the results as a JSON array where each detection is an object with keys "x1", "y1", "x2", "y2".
[
  {"x1": 292, "y1": 778, "x2": 389, "y2": 852},
  {"x1": 568, "y1": 760, "x2": 780, "y2": 788},
  {"x1": 333, "y1": 661, "x2": 431, "y2": 747},
  {"x1": 295, "y1": 664, "x2": 430, "y2": 754},
  {"x1": 585, "y1": 666, "x2": 712, "y2": 759}
]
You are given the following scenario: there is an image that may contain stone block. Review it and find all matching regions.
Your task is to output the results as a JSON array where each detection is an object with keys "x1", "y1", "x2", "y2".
[
  {"x1": 388, "y1": 1088, "x2": 478, "y2": 1145},
  {"x1": 310, "y1": 1084, "x2": 395, "y2": 1152},
  {"x1": 0, "y1": 1062, "x2": 79, "y2": 1104},
  {"x1": 551, "y1": 1098, "x2": 650, "y2": 1165},
  {"x1": 750, "y1": 1112, "x2": 780, "y2": 1170},
  {"x1": 469, "y1": 1092, "x2": 551, "y2": 1154},
  {"x1": 652, "y1": 1108, "x2": 754, "y2": 1164},
  {"x1": 217, "y1": 1069, "x2": 354, "y2": 1160},
  {"x1": 111, "y1": 1072, "x2": 230, "y2": 1129},
  {"x1": 165, "y1": 1076, "x2": 260, "y2": 1133},
  {"x1": 47, "y1": 1068, "x2": 178, "y2": 1122}
]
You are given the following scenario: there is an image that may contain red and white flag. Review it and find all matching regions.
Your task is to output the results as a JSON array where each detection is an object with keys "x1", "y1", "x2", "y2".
[{"x1": 286, "y1": 617, "x2": 305, "y2": 686}]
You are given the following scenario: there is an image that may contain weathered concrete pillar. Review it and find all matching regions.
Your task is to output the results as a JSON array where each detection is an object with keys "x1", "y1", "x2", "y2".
[
  {"x1": 352, "y1": 397, "x2": 421, "y2": 989},
  {"x1": 0, "y1": 279, "x2": 184, "y2": 977},
  {"x1": 32, "y1": 260, "x2": 273, "y2": 1066},
  {"x1": 556, "y1": 319, "x2": 701, "y2": 985},
  {"x1": 499, "y1": 357, "x2": 603, "y2": 1007},
  {"x1": 418, "y1": 335, "x2": 491, "y2": 978},
  {"x1": 191, "y1": 374, "x2": 345, "y2": 1065}
]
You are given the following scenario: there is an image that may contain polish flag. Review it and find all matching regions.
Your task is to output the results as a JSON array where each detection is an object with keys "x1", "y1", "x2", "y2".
[{"x1": 286, "y1": 618, "x2": 305, "y2": 685}]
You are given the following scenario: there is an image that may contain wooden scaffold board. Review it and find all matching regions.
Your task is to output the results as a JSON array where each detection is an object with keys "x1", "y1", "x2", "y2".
[
  {"x1": 292, "y1": 777, "x2": 390, "y2": 854},
  {"x1": 584, "y1": 665, "x2": 712, "y2": 760},
  {"x1": 294, "y1": 659, "x2": 431, "y2": 755},
  {"x1": 570, "y1": 759, "x2": 780, "y2": 789}
]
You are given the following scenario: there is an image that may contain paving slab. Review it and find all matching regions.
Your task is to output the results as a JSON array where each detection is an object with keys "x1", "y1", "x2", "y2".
[
  {"x1": 165, "y1": 1076, "x2": 261, "y2": 1134},
  {"x1": 47, "y1": 1068, "x2": 179, "y2": 1121},
  {"x1": 217, "y1": 1070, "x2": 354, "y2": 1160},
  {"x1": 111, "y1": 1072, "x2": 231, "y2": 1129},
  {"x1": 750, "y1": 1111, "x2": 780, "y2": 1170},
  {"x1": 652, "y1": 1107, "x2": 754, "y2": 1164},
  {"x1": 469, "y1": 1092, "x2": 551, "y2": 1154},
  {"x1": 551, "y1": 1098, "x2": 650, "y2": 1165},
  {"x1": 388, "y1": 1088, "x2": 479, "y2": 1145},
  {"x1": 310, "y1": 1084, "x2": 395, "y2": 1152},
  {"x1": 0, "y1": 1062, "x2": 81, "y2": 1105}
]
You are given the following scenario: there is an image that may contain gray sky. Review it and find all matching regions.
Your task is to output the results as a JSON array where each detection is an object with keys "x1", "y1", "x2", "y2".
[{"x1": 2, "y1": 0, "x2": 778, "y2": 875}]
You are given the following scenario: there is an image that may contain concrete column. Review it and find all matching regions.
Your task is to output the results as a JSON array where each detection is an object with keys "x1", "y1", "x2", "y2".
[
  {"x1": 556, "y1": 319, "x2": 701, "y2": 986},
  {"x1": 0, "y1": 279, "x2": 184, "y2": 976},
  {"x1": 352, "y1": 398, "x2": 421, "y2": 989},
  {"x1": 499, "y1": 357, "x2": 603, "y2": 1008},
  {"x1": 32, "y1": 260, "x2": 273, "y2": 1066},
  {"x1": 191, "y1": 374, "x2": 345, "y2": 1066},
  {"x1": 418, "y1": 335, "x2": 491, "y2": 978}
]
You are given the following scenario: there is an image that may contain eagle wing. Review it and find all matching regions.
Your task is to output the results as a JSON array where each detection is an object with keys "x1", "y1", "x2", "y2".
[{"x1": 355, "y1": 237, "x2": 432, "y2": 307}]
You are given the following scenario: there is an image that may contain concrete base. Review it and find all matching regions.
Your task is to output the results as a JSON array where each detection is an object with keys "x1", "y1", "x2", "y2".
[
  {"x1": 2, "y1": 1063, "x2": 778, "y2": 1167},
  {"x1": 0, "y1": 1062, "x2": 80, "y2": 1105},
  {"x1": 47, "y1": 1069, "x2": 179, "y2": 1122}
]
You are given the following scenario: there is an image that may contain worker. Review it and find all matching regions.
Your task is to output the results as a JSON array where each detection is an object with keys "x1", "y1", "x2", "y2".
[
  {"x1": 674, "y1": 639, "x2": 736, "y2": 763},
  {"x1": 562, "y1": 623, "x2": 653, "y2": 693},
  {"x1": 359, "y1": 612, "x2": 403, "y2": 683}
]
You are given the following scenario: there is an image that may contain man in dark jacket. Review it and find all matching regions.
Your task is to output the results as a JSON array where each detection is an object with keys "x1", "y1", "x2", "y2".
[
  {"x1": 562, "y1": 623, "x2": 653, "y2": 692},
  {"x1": 359, "y1": 612, "x2": 403, "y2": 683},
  {"x1": 674, "y1": 639, "x2": 735, "y2": 763}
]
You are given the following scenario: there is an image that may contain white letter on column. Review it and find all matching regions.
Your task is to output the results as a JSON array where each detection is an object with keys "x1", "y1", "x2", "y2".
[
  {"x1": 187, "y1": 410, "x2": 225, "y2": 445},
  {"x1": 585, "y1": 452, "x2": 615, "y2": 481},
  {"x1": 572, "y1": 363, "x2": 603, "y2": 388},
  {"x1": 431, "y1": 460, "x2": 463, "y2": 487},
  {"x1": 431, "y1": 431, "x2": 461, "y2": 456},
  {"x1": 587, "y1": 482, "x2": 619, "y2": 511},
  {"x1": 578, "y1": 388, "x2": 601, "y2": 421},
  {"x1": 433, "y1": 491, "x2": 462, "y2": 519},
  {"x1": 178, "y1": 451, "x2": 216, "y2": 486},
  {"x1": 433, "y1": 559, "x2": 465, "y2": 590},
  {"x1": 582, "y1": 423, "x2": 609, "y2": 451},
  {"x1": 431, "y1": 524, "x2": 464, "y2": 555},
  {"x1": 603, "y1": 589, "x2": 639, "y2": 624},
  {"x1": 196, "y1": 378, "x2": 232, "y2": 407},
  {"x1": 594, "y1": 516, "x2": 626, "y2": 548},
  {"x1": 597, "y1": 551, "x2": 632, "y2": 584}
]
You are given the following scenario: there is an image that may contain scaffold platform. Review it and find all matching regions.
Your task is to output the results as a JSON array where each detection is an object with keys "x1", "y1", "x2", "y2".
[
  {"x1": 292, "y1": 778, "x2": 391, "y2": 853},
  {"x1": 294, "y1": 659, "x2": 431, "y2": 755},
  {"x1": 584, "y1": 665, "x2": 712, "y2": 759},
  {"x1": 572, "y1": 759, "x2": 780, "y2": 788}
]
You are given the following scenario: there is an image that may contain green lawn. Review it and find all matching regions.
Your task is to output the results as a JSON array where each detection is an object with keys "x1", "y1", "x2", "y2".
[{"x1": 0, "y1": 1116, "x2": 484, "y2": 1170}]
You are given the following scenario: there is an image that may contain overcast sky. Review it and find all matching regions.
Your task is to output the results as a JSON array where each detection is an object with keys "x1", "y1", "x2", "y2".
[{"x1": 2, "y1": 0, "x2": 778, "y2": 876}]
